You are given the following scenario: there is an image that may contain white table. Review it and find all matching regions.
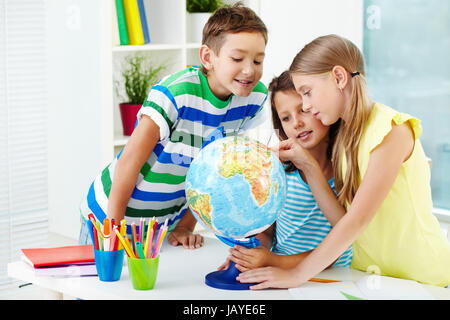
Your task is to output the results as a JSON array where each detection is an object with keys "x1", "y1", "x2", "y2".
[{"x1": 7, "y1": 235, "x2": 450, "y2": 300}]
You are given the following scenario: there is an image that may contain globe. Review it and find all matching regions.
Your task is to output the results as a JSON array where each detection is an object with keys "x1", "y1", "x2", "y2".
[{"x1": 185, "y1": 134, "x2": 287, "y2": 290}]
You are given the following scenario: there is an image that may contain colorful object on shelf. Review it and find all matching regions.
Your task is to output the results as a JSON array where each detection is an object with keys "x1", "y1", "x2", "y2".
[
  {"x1": 123, "y1": 0, "x2": 144, "y2": 45},
  {"x1": 115, "y1": 0, "x2": 129, "y2": 45}
]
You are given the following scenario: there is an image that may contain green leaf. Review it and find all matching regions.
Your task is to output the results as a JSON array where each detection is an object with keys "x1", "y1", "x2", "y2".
[
  {"x1": 115, "y1": 53, "x2": 167, "y2": 105},
  {"x1": 186, "y1": 0, "x2": 225, "y2": 13}
]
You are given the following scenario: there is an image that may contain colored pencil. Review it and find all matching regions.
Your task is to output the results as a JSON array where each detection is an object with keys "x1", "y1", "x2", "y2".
[
  {"x1": 135, "y1": 241, "x2": 145, "y2": 259},
  {"x1": 103, "y1": 218, "x2": 111, "y2": 251},
  {"x1": 132, "y1": 222, "x2": 138, "y2": 255},
  {"x1": 309, "y1": 278, "x2": 341, "y2": 283},
  {"x1": 138, "y1": 218, "x2": 143, "y2": 243},
  {"x1": 96, "y1": 221, "x2": 103, "y2": 251},
  {"x1": 118, "y1": 219, "x2": 126, "y2": 250},
  {"x1": 151, "y1": 226, "x2": 164, "y2": 258},
  {"x1": 87, "y1": 219, "x2": 98, "y2": 250},
  {"x1": 154, "y1": 226, "x2": 168, "y2": 258},
  {"x1": 147, "y1": 221, "x2": 158, "y2": 258},
  {"x1": 88, "y1": 215, "x2": 105, "y2": 238},
  {"x1": 114, "y1": 227, "x2": 135, "y2": 258},
  {"x1": 144, "y1": 217, "x2": 155, "y2": 258}
]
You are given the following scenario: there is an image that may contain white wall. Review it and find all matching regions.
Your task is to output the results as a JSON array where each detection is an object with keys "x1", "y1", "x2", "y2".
[
  {"x1": 46, "y1": 0, "x2": 104, "y2": 239},
  {"x1": 260, "y1": 0, "x2": 363, "y2": 86},
  {"x1": 245, "y1": 0, "x2": 363, "y2": 145}
]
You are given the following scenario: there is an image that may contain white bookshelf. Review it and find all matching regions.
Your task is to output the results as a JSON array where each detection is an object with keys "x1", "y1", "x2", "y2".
[{"x1": 98, "y1": 0, "x2": 203, "y2": 165}]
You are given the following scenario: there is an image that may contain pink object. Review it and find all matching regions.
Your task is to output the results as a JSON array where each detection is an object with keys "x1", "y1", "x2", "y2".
[{"x1": 119, "y1": 103, "x2": 141, "y2": 136}]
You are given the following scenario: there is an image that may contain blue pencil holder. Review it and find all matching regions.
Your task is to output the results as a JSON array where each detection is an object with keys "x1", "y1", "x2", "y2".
[{"x1": 94, "y1": 249, "x2": 124, "y2": 282}]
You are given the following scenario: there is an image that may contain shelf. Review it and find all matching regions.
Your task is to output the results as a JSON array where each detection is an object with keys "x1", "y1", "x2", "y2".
[
  {"x1": 186, "y1": 42, "x2": 202, "y2": 49},
  {"x1": 114, "y1": 133, "x2": 129, "y2": 147},
  {"x1": 112, "y1": 43, "x2": 187, "y2": 52}
]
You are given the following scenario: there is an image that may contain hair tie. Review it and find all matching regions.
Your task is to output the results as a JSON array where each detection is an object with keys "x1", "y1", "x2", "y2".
[{"x1": 351, "y1": 71, "x2": 360, "y2": 77}]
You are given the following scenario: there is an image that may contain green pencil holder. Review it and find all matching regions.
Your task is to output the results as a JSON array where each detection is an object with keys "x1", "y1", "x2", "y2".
[{"x1": 127, "y1": 255, "x2": 160, "y2": 290}]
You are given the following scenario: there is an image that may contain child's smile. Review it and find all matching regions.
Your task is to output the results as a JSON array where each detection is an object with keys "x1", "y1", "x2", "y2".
[{"x1": 205, "y1": 31, "x2": 266, "y2": 100}]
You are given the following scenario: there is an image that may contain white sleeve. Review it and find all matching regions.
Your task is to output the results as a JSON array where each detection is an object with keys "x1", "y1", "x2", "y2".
[
  {"x1": 240, "y1": 99, "x2": 269, "y2": 131},
  {"x1": 137, "y1": 106, "x2": 170, "y2": 141}
]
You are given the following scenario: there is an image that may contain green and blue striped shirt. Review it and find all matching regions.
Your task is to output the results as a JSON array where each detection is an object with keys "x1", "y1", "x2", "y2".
[{"x1": 81, "y1": 67, "x2": 268, "y2": 232}]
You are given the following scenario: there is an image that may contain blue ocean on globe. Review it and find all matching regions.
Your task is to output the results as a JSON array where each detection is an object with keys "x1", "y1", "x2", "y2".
[{"x1": 185, "y1": 135, "x2": 287, "y2": 240}]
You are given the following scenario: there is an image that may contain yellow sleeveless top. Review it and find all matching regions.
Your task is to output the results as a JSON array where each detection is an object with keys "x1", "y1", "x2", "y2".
[{"x1": 343, "y1": 103, "x2": 450, "y2": 287}]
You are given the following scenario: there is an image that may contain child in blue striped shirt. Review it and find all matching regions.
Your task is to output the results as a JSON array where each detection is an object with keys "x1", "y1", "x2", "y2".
[{"x1": 223, "y1": 71, "x2": 352, "y2": 271}]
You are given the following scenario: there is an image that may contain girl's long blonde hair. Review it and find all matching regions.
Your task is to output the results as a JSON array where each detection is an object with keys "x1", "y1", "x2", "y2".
[{"x1": 289, "y1": 34, "x2": 373, "y2": 207}]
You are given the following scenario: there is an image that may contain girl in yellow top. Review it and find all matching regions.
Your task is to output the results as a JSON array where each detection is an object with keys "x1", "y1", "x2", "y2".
[{"x1": 237, "y1": 34, "x2": 450, "y2": 288}]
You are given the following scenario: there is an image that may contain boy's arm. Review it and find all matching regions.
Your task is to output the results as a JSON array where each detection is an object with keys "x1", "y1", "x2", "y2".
[{"x1": 107, "y1": 115, "x2": 160, "y2": 221}]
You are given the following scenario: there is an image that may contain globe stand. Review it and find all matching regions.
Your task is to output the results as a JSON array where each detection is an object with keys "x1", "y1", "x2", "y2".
[{"x1": 204, "y1": 236, "x2": 260, "y2": 290}]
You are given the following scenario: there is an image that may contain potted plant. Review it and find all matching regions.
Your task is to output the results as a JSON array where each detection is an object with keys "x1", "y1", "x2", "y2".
[
  {"x1": 186, "y1": 0, "x2": 225, "y2": 43},
  {"x1": 115, "y1": 53, "x2": 166, "y2": 136}
]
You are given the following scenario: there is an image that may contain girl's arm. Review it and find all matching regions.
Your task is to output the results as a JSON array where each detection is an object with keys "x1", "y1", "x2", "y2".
[
  {"x1": 231, "y1": 245, "x2": 310, "y2": 272},
  {"x1": 237, "y1": 122, "x2": 414, "y2": 289},
  {"x1": 107, "y1": 115, "x2": 160, "y2": 221},
  {"x1": 300, "y1": 160, "x2": 346, "y2": 226},
  {"x1": 277, "y1": 139, "x2": 345, "y2": 226},
  {"x1": 256, "y1": 224, "x2": 275, "y2": 249}
]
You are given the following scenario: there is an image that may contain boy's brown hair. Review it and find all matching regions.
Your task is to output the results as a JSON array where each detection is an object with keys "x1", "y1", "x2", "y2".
[
  {"x1": 269, "y1": 71, "x2": 340, "y2": 172},
  {"x1": 201, "y1": 2, "x2": 268, "y2": 75}
]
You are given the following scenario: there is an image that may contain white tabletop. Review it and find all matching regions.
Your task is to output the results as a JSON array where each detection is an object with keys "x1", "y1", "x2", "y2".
[{"x1": 8, "y1": 234, "x2": 450, "y2": 300}]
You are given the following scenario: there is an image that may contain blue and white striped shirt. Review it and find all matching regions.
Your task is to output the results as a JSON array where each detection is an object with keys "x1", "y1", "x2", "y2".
[{"x1": 273, "y1": 169, "x2": 352, "y2": 267}]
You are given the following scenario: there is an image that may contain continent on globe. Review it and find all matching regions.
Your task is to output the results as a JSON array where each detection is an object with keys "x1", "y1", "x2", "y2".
[
  {"x1": 185, "y1": 188, "x2": 214, "y2": 232},
  {"x1": 185, "y1": 135, "x2": 287, "y2": 241},
  {"x1": 218, "y1": 138, "x2": 275, "y2": 206}
]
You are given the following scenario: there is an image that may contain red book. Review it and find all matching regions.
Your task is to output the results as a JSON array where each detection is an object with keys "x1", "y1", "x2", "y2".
[{"x1": 21, "y1": 245, "x2": 95, "y2": 268}]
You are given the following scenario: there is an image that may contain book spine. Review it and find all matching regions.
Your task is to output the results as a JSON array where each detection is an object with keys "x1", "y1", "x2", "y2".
[
  {"x1": 112, "y1": 0, "x2": 120, "y2": 46},
  {"x1": 123, "y1": 0, "x2": 144, "y2": 45},
  {"x1": 115, "y1": 0, "x2": 129, "y2": 45},
  {"x1": 137, "y1": 0, "x2": 150, "y2": 44}
]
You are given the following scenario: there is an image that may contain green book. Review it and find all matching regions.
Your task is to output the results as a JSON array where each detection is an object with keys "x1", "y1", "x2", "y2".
[{"x1": 115, "y1": 0, "x2": 129, "y2": 45}]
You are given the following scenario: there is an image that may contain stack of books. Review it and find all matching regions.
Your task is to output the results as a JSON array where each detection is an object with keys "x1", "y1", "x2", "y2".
[
  {"x1": 113, "y1": 0, "x2": 151, "y2": 46},
  {"x1": 21, "y1": 245, "x2": 97, "y2": 277}
]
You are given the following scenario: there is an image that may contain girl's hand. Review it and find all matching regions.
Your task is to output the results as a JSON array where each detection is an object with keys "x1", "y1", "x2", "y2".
[
  {"x1": 272, "y1": 138, "x2": 317, "y2": 171},
  {"x1": 229, "y1": 245, "x2": 274, "y2": 272},
  {"x1": 217, "y1": 256, "x2": 232, "y2": 270},
  {"x1": 236, "y1": 266, "x2": 305, "y2": 290}
]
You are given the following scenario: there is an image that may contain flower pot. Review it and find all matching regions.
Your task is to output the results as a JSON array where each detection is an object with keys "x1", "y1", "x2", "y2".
[
  {"x1": 119, "y1": 103, "x2": 141, "y2": 136},
  {"x1": 187, "y1": 12, "x2": 211, "y2": 43}
]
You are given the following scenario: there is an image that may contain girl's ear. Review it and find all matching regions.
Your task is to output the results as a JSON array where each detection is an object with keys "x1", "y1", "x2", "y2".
[
  {"x1": 199, "y1": 45, "x2": 213, "y2": 72},
  {"x1": 331, "y1": 65, "x2": 349, "y2": 91}
]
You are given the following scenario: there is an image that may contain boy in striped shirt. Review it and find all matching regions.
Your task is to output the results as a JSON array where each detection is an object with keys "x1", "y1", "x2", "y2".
[{"x1": 78, "y1": 3, "x2": 269, "y2": 249}]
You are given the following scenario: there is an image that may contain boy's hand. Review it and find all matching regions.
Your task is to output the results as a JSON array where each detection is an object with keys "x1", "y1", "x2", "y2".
[
  {"x1": 167, "y1": 226, "x2": 204, "y2": 249},
  {"x1": 229, "y1": 245, "x2": 274, "y2": 272}
]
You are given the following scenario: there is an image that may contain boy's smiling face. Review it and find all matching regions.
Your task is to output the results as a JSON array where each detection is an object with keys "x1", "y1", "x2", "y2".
[{"x1": 201, "y1": 31, "x2": 266, "y2": 100}]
